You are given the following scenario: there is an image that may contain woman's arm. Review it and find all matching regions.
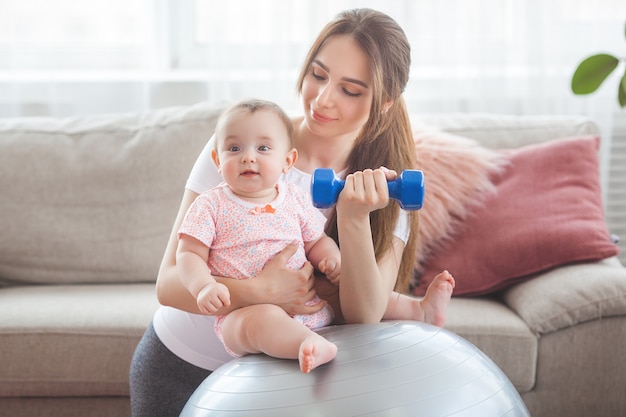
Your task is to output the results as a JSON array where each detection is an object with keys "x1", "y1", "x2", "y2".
[
  {"x1": 156, "y1": 189, "x2": 324, "y2": 316},
  {"x1": 335, "y1": 169, "x2": 405, "y2": 323},
  {"x1": 156, "y1": 189, "x2": 204, "y2": 313}
]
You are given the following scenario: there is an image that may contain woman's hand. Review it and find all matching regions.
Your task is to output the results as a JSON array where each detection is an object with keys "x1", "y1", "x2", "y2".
[
  {"x1": 337, "y1": 167, "x2": 397, "y2": 216},
  {"x1": 250, "y1": 243, "x2": 325, "y2": 316}
]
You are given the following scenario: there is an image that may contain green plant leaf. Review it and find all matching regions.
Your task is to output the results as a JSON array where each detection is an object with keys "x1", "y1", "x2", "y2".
[
  {"x1": 617, "y1": 71, "x2": 626, "y2": 107},
  {"x1": 571, "y1": 53, "x2": 619, "y2": 94}
]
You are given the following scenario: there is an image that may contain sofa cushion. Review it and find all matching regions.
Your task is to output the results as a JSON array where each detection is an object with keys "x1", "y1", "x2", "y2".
[
  {"x1": 446, "y1": 297, "x2": 537, "y2": 392},
  {"x1": 0, "y1": 284, "x2": 158, "y2": 397},
  {"x1": 414, "y1": 135, "x2": 619, "y2": 297},
  {"x1": 0, "y1": 102, "x2": 223, "y2": 284},
  {"x1": 502, "y1": 257, "x2": 626, "y2": 335}
]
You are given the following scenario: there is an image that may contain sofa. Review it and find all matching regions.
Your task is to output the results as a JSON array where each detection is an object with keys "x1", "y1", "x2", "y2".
[{"x1": 1, "y1": 101, "x2": 625, "y2": 417}]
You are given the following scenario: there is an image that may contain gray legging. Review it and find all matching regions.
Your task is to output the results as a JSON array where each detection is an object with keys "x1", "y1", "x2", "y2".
[{"x1": 130, "y1": 321, "x2": 212, "y2": 417}]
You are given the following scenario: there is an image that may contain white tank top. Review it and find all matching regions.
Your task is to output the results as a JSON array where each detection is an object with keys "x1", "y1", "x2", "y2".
[{"x1": 153, "y1": 134, "x2": 409, "y2": 370}]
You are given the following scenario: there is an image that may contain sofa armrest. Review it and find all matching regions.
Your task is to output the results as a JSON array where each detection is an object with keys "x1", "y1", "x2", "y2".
[{"x1": 501, "y1": 257, "x2": 626, "y2": 335}]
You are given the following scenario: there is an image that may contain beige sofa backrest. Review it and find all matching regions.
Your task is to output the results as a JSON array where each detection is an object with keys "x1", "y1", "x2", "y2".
[
  {"x1": 0, "y1": 103, "x2": 599, "y2": 286},
  {"x1": 0, "y1": 102, "x2": 223, "y2": 285},
  {"x1": 412, "y1": 113, "x2": 600, "y2": 149}
]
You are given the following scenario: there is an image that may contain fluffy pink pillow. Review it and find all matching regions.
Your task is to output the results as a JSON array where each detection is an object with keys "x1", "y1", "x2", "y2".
[
  {"x1": 414, "y1": 128, "x2": 508, "y2": 271},
  {"x1": 413, "y1": 135, "x2": 619, "y2": 297}
]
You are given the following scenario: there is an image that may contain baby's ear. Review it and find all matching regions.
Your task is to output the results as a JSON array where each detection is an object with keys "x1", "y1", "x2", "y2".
[
  {"x1": 283, "y1": 147, "x2": 298, "y2": 173},
  {"x1": 211, "y1": 150, "x2": 221, "y2": 172}
]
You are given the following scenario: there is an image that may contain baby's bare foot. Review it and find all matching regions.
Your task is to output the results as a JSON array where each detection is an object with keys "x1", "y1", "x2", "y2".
[
  {"x1": 299, "y1": 335, "x2": 337, "y2": 373},
  {"x1": 421, "y1": 270, "x2": 455, "y2": 327}
]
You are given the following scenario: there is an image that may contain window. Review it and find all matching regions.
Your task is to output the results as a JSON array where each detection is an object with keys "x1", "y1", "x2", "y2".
[
  {"x1": 0, "y1": 0, "x2": 624, "y2": 116},
  {"x1": 0, "y1": 0, "x2": 154, "y2": 71}
]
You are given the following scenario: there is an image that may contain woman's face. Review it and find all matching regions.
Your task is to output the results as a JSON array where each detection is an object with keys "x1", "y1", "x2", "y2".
[{"x1": 301, "y1": 35, "x2": 374, "y2": 141}]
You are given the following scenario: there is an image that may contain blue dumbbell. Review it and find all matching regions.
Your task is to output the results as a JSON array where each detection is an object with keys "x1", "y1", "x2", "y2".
[{"x1": 311, "y1": 168, "x2": 425, "y2": 210}]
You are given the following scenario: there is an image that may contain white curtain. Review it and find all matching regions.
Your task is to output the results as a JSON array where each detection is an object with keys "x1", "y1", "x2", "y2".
[{"x1": 0, "y1": 0, "x2": 624, "y2": 133}]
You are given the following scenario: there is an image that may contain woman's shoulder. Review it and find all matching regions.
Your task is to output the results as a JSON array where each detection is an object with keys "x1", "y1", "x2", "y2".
[
  {"x1": 282, "y1": 167, "x2": 311, "y2": 195},
  {"x1": 279, "y1": 180, "x2": 307, "y2": 198}
]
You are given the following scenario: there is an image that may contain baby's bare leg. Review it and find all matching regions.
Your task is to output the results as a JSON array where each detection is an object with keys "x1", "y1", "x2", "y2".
[
  {"x1": 221, "y1": 304, "x2": 337, "y2": 373},
  {"x1": 383, "y1": 270, "x2": 455, "y2": 327}
]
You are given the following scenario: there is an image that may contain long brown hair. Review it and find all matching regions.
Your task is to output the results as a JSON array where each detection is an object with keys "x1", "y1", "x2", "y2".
[{"x1": 296, "y1": 8, "x2": 418, "y2": 293}]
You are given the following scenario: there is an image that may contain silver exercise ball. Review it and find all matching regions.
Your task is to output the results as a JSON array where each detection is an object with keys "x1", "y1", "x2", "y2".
[{"x1": 180, "y1": 321, "x2": 530, "y2": 417}]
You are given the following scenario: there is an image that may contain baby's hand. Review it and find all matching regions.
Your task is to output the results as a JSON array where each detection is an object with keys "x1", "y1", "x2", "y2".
[
  {"x1": 196, "y1": 282, "x2": 231, "y2": 314},
  {"x1": 318, "y1": 257, "x2": 341, "y2": 286}
]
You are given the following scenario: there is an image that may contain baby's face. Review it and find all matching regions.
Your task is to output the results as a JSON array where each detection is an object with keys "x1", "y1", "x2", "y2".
[{"x1": 214, "y1": 109, "x2": 295, "y2": 200}]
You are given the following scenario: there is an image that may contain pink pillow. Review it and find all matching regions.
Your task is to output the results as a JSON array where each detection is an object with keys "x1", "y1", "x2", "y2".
[{"x1": 413, "y1": 135, "x2": 619, "y2": 297}]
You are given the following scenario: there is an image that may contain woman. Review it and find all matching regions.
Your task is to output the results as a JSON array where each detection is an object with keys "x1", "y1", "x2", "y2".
[{"x1": 130, "y1": 8, "x2": 454, "y2": 417}]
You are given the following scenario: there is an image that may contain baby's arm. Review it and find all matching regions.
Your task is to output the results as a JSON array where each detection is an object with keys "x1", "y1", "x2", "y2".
[
  {"x1": 305, "y1": 234, "x2": 341, "y2": 285},
  {"x1": 176, "y1": 234, "x2": 231, "y2": 314}
]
